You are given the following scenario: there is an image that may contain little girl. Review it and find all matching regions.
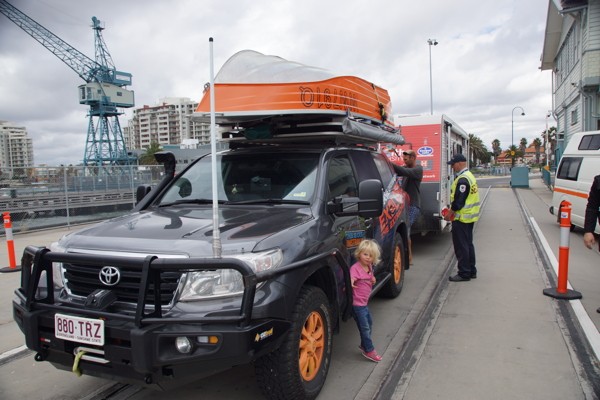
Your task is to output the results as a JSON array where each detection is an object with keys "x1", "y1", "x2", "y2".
[{"x1": 350, "y1": 239, "x2": 382, "y2": 362}]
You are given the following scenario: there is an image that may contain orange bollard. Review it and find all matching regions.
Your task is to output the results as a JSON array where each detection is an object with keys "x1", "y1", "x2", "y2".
[
  {"x1": 543, "y1": 201, "x2": 582, "y2": 300},
  {"x1": 1, "y1": 212, "x2": 22, "y2": 273}
]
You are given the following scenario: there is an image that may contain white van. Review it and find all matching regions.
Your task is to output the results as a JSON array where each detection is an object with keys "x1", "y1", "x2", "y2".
[{"x1": 550, "y1": 130, "x2": 600, "y2": 233}]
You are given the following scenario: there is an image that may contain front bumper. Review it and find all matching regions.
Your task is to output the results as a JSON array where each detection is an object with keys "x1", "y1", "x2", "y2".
[
  {"x1": 12, "y1": 245, "x2": 294, "y2": 385},
  {"x1": 13, "y1": 298, "x2": 289, "y2": 385}
]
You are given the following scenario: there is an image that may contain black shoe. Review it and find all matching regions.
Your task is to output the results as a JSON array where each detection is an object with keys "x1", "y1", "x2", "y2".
[
  {"x1": 470, "y1": 273, "x2": 477, "y2": 279},
  {"x1": 449, "y1": 274, "x2": 471, "y2": 282}
]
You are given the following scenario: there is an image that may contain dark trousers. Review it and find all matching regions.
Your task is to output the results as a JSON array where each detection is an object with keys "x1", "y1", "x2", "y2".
[
  {"x1": 451, "y1": 220, "x2": 477, "y2": 278},
  {"x1": 352, "y1": 305, "x2": 374, "y2": 352}
]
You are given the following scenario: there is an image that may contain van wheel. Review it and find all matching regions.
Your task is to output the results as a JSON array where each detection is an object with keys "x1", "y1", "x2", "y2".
[
  {"x1": 570, "y1": 224, "x2": 576, "y2": 232},
  {"x1": 255, "y1": 286, "x2": 332, "y2": 400},
  {"x1": 379, "y1": 233, "x2": 405, "y2": 298}
]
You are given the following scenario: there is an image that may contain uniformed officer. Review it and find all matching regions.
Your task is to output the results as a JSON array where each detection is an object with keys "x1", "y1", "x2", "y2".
[{"x1": 444, "y1": 154, "x2": 480, "y2": 282}]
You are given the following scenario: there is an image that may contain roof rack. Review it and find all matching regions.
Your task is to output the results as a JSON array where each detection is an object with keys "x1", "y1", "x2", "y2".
[{"x1": 193, "y1": 112, "x2": 405, "y2": 147}]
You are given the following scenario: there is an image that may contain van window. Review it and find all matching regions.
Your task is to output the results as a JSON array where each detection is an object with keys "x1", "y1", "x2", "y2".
[
  {"x1": 578, "y1": 134, "x2": 600, "y2": 150},
  {"x1": 556, "y1": 157, "x2": 583, "y2": 181}
]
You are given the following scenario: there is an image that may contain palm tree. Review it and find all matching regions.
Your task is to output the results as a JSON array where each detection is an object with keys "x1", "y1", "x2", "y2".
[
  {"x1": 532, "y1": 138, "x2": 542, "y2": 164},
  {"x1": 468, "y1": 134, "x2": 489, "y2": 165},
  {"x1": 491, "y1": 139, "x2": 501, "y2": 164},
  {"x1": 507, "y1": 144, "x2": 522, "y2": 167},
  {"x1": 138, "y1": 141, "x2": 163, "y2": 165}
]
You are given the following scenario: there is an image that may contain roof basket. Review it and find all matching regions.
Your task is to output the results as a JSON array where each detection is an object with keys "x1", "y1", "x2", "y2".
[{"x1": 214, "y1": 113, "x2": 404, "y2": 147}]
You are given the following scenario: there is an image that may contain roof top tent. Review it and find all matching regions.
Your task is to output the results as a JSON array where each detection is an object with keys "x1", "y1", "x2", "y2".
[
  {"x1": 192, "y1": 50, "x2": 402, "y2": 145},
  {"x1": 385, "y1": 114, "x2": 470, "y2": 235}
]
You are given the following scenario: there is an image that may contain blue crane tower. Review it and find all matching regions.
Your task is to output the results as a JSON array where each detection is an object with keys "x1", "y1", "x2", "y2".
[{"x1": 0, "y1": 0, "x2": 135, "y2": 167}]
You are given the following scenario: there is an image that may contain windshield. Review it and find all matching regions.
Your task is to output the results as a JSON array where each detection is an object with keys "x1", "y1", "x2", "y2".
[{"x1": 158, "y1": 152, "x2": 319, "y2": 205}]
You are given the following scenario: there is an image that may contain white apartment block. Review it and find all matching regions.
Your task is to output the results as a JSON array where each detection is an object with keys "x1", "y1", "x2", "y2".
[
  {"x1": 125, "y1": 97, "x2": 210, "y2": 150},
  {"x1": 541, "y1": 0, "x2": 600, "y2": 153},
  {"x1": 0, "y1": 120, "x2": 34, "y2": 169}
]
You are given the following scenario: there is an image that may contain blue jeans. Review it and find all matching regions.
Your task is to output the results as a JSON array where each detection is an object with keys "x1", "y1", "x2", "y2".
[{"x1": 353, "y1": 305, "x2": 374, "y2": 352}]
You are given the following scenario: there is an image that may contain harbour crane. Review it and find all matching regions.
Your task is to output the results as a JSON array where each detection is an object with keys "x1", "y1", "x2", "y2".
[{"x1": 0, "y1": 0, "x2": 135, "y2": 167}]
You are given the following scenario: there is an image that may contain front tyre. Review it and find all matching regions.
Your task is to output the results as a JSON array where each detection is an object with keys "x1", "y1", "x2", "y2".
[
  {"x1": 255, "y1": 285, "x2": 333, "y2": 400},
  {"x1": 379, "y1": 233, "x2": 405, "y2": 298}
]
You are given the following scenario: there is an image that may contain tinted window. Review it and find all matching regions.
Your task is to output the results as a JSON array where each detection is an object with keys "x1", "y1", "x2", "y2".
[
  {"x1": 578, "y1": 134, "x2": 600, "y2": 150},
  {"x1": 371, "y1": 153, "x2": 394, "y2": 187},
  {"x1": 327, "y1": 156, "x2": 358, "y2": 199},
  {"x1": 159, "y1": 152, "x2": 319, "y2": 203},
  {"x1": 556, "y1": 157, "x2": 583, "y2": 180}
]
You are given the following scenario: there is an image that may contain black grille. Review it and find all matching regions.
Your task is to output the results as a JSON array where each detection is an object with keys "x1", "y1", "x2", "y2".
[{"x1": 63, "y1": 263, "x2": 182, "y2": 306}]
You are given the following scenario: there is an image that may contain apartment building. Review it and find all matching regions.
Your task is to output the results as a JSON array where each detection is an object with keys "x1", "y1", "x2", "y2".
[
  {"x1": 125, "y1": 97, "x2": 210, "y2": 150},
  {"x1": 541, "y1": 0, "x2": 600, "y2": 158},
  {"x1": 0, "y1": 120, "x2": 34, "y2": 170}
]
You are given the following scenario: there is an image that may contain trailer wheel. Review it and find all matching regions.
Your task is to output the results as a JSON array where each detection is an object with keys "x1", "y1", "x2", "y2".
[
  {"x1": 255, "y1": 286, "x2": 332, "y2": 400},
  {"x1": 379, "y1": 233, "x2": 405, "y2": 298}
]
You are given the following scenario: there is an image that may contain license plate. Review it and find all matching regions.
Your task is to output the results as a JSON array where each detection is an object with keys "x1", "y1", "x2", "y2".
[{"x1": 54, "y1": 313, "x2": 105, "y2": 346}]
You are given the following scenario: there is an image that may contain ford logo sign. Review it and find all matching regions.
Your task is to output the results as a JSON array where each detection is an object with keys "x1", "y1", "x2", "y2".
[
  {"x1": 99, "y1": 266, "x2": 121, "y2": 286},
  {"x1": 418, "y1": 146, "x2": 434, "y2": 156}
]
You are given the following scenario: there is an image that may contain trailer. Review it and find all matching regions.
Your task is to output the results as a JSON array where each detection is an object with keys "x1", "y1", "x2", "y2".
[{"x1": 383, "y1": 114, "x2": 470, "y2": 235}]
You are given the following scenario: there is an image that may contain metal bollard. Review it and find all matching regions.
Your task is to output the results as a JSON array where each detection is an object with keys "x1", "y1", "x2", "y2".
[
  {"x1": 1, "y1": 211, "x2": 22, "y2": 273},
  {"x1": 543, "y1": 201, "x2": 582, "y2": 300}
]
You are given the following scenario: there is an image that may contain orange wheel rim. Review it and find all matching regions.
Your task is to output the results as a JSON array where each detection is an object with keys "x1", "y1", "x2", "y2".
[
  {"x1": 299, "y1": 310, "x2": 325, "y2": 381},
  {"x1": 393, "y1": 246, "x2": 403, "y2": 284}
]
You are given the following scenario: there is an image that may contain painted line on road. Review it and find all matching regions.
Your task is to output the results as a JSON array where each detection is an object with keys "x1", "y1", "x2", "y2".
[
  {"x1": 0, "y1": 344, "x2": 30, "y2": 366},
  {"x1": 529, "y1": 216, "x2": 600, "y2": 361}
]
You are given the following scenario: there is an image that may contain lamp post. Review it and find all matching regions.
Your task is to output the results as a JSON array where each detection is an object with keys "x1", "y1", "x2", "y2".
[
  {"x1": 511, "y1": 106, "x2": 525, "y2": 148},
  {"x1": 545, "y1": 111, "x2": 552, "y2": 168},
  {"x1": 511, "y1": 106, "x2": 525, "y2": 167},
  {"x1": 427, "y1": 38, "x2": 438, "y2": 115}
]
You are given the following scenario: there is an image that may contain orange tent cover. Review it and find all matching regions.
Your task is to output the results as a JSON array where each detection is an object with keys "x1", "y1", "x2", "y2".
[{"x1": 195, "y1": 50, "x2": 393, "y2": 126}]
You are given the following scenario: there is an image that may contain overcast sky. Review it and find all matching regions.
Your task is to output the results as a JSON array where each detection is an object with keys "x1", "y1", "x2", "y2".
[{"x1": 0, "y1": 0, "x2": 554, "y2": 166}]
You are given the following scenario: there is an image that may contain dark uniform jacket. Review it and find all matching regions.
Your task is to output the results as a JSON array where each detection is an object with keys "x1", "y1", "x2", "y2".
[{"x1": 584, "y1": 174, "x2": 600, "y2": 234}]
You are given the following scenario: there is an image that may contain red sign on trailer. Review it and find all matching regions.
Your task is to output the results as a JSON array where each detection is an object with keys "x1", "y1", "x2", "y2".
[{"x1": 382, "y1": 115, "x2": 470, "y2": 235}]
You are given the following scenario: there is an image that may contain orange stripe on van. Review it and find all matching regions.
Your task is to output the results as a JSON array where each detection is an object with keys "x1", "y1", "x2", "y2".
[{"x1": 553, "y1": 186, "x2": 589, "y2": 199}]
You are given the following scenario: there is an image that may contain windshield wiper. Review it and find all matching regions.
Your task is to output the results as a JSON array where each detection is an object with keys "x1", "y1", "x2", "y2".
[
  {"x1": 158, "y1": 199, "x2": 227, "y2": 207},
  {"x1": 227, "y1": 198, "x2": 310, "y2": 205}
]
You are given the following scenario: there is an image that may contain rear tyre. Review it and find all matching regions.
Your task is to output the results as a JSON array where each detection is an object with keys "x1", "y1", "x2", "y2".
[
  {"x1": 255, "y1": 285, "x2": 332, "y2": 400},
  {"x1": 379, "y1": 233, "x2": 405, "y2": 298}
]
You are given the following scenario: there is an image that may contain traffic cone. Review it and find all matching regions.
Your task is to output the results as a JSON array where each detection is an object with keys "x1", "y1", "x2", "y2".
[
  {"x1": 543, "y1": 201, "x2": 581, "y2": 300},
  {"x1": 1, "y1": 212, "x2": 22, "y2": 273}
]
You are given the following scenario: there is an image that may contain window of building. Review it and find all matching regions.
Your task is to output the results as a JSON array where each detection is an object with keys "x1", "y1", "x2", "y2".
[{"x1": 570, "y1": 108, "x2": 578, "y2": 125}]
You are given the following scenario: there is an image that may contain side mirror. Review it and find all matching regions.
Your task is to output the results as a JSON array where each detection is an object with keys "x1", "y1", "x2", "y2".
[
  {"x1": 326, "y1": 179, "x2": 383, "y2": 217},
  {"x1": 135, "y1": 184, "x2": 153, "y2": 204},
  {"x1": 358, "y1": 179, "x2": 383, "y2": 217}
]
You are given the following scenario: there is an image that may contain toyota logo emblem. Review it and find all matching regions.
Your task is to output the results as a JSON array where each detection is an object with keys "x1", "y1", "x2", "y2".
[{"x1": 99, "y1": 266, "x2": 121, "y2": 286}]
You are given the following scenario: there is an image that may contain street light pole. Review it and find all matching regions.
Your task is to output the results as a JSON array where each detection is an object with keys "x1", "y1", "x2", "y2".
[
  {"x1": 545, "y1": 111, "x2": 552, "y2": 168},
  {"x1": 511, "y1": 106, "x2": 525, "y2": 167},
  {"x1": 427, "y1": 38, "x2": 438, "y2": 115},
  {"x1": 511, "y1": 106, "x2": 525, "y2": 148}
]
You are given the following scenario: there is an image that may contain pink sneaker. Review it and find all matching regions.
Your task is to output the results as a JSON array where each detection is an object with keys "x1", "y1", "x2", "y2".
[{"x1": 362, "y1": 349, "x2": 382, "y2": 362}]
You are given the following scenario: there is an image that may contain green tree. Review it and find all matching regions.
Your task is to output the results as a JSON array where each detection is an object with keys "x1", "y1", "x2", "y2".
[
  {"x1": 519, "y1": 137, "x2": 527, "y2": 153},
  {"x1": 491, "y1": 139, "x2": 502, "y2": 164},
  {"x1": 138, "y1": 142, "x2": 163, "y2": 165},
  {"x1": 507, "y1": 144, "x2": 524, "y2": 167},
  {"x1": 468, "y1": 133, "x2": 489, "y2": 166},
  {"x1": 532, "y1": 137, "x2": 542, "y2": 164}
]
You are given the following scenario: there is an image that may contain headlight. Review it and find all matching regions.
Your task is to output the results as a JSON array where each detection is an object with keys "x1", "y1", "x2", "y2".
[
  {"x1": 179, "y1": 248, "x2": 283, "y2": 301},
  {"x1": 48, "y1": 240, "x2": 66, "y2": 289}
]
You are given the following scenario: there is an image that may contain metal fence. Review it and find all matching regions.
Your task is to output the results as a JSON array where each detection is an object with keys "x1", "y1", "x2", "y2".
[{"x1": 0, "y1": 165, "x2": 165, "y2": 234}]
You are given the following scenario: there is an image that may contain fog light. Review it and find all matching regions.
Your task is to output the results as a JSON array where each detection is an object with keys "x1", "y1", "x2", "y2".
[
  {"x1": 175, "y1": 336, "x2": 193, "y2": 354},
  {"x1": 197, "y1": 335, "x2": 219, "y2": 344}
]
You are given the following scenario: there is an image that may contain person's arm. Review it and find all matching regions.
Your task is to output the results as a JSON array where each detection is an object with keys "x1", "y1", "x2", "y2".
[
  {"x1": 393, "y1": 164, "x2": 423, "y2": 180},
  {"x1": 583, "y1": 176, "x2": 600, "y2": 249}
]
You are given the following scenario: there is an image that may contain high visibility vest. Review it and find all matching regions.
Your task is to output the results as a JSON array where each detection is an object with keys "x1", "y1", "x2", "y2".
[{"x1": 450, "y1": 170, "x2": 480, "y2": 223}]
